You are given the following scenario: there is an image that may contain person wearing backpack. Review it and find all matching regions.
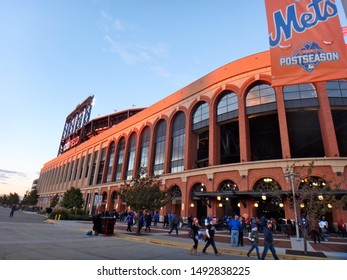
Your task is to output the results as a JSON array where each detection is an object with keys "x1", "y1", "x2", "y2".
[{"x1": 246, "y1": 226, "x2": 260, "y2": 259}]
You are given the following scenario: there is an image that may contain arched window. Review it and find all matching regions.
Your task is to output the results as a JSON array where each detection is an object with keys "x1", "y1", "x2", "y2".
[
  {"x1": 96, "y1": 148, "x2": 106, "y2": 184},
  {"x1": 192, "y1": 102, "x2": 210, "y2": 168},
  {"x1": 217, "y1": 91, "x2": 238, "y2": 122},
  {"x1": 126, "y1": 133, "x2": 137, "y2": 180},
  {"x1": 284, "y1": 83, "x2": 317, "y2": 100},
  {"x1": 139, "y1": 127, "x2": 150, "y2": 172},
  {"x1": 170, "y1": 112, "x2": 186, "y2": 173},
  {"x1": 246, "y1": 83, "x2": 276, "y2": 115},
  {"x1": 106, "y1": 142, "x2": 115, "y2": 182},
  {"x1": 246, "y1": 83, "x2": 276, "y2": 107},
  {"x1": 253, "y1": 177, "x2": 281, "y2": 192},
  {"x1": 219, "y1": 180, "x2": 239, "y2": 192},
  {"x1": 153, "y1": 120, "x2": 166, "y2": 175},
  {"x1": 88, "y1": 151, "x2": 98, "y2": 185},
  {"x1": 299, "y1": 176, "x2": 327, "y2": 189},
  {"x1": 192, "y1": 183, "x2": 207, "y2": 194},
  {"x1": 283, "y1": 83, "x2": 318, "y2": 109},
  {"x1": 192, "y1": 102, "x2": 209, "y2": 130},
  {"x1": 114, "y1": 138, "x2": 125, "y2": 181},
  {"x1": 171, "y1": 185, "x2": 182, "y2": 198},
  {"x1": 253, "y1": 177, "x2": 283, "y2": 218}
]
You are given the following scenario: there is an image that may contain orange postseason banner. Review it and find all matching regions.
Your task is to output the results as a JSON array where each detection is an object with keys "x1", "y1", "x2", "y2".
[{"x1": 264, "y1": 0, "x2": 347, "y2": 86}]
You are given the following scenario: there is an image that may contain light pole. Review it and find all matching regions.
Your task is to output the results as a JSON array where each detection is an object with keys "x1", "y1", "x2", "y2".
[{"x1": 285, "y1": 171, "x2": 300, "y2": 240}]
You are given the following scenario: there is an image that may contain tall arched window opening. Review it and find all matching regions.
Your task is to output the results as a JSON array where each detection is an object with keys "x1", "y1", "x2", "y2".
[
  {"x1": 105, "y1": 142, "x2": 115, "y2": 182},
  {"x1": 138, "y1": 127, "x2": 150, "y2": 174},
  {"x1": 217, "y1": 91, "x2": 240, "y2": 164},
  {"x1": 192, "y1": 102, "x2": 209, "y2": 168},
  {"x1": 126, "y1": 133, "x2": 137, "y2": 180},
  {"x1": 283, "y1": 83, "x2": 324, "y2": 158},
  {"x1": 170, "y1": 112, "x2": 186, "y2": 173},
  {"x1": 246, "y1": 83, "x2": 281, "y2": 161},
  {"x1": 153, "y1": 120, "x2": 166, "y2": 175},
  {"x1": 114, "y1": 138, "x2": 125, "y2": 181}
]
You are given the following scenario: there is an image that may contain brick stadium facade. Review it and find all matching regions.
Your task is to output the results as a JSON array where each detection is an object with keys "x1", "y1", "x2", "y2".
[{"x1": 36, "y1": 50, "x2": 347, "y2": 227}]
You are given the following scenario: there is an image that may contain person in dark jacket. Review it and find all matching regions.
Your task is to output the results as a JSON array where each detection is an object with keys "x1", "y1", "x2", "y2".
[
  {"x1": 9, "y1": 204, "x2": 16, "y2": 217},
  {"x1": 202, "y1": 219, "x2": 221, "y2": 256},
  {"x1": 168, "y1": 212, "x2": 179, "y2": 235},
  {"x1": 92, "y1": 213, "x2": 102, "y2": 235},
  {"x1": 261, "y1": 221, "x2": 279, "y2": 260},
  {"x1": 190, "y1": 217, "x2": 200, "y2": 256},
  {"x1": 163, "y1": 212, "x2": 169, "y2": 228},
  {"x1": 144, "y1": 211, "x2": 152, "y2": 231}
]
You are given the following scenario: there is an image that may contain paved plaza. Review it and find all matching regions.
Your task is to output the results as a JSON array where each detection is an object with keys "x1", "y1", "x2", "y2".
[{"x1": 0, "y1": 207, "x2": 346, "y2": 260}]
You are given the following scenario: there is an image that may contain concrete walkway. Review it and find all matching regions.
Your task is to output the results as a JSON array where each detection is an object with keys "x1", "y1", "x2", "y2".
[
  {"x1": 3, "y1": 206, "x2": 345, "y2": 260},
  {"x1": 78, "y1": 220, "x2": 347, "y2": 260}
]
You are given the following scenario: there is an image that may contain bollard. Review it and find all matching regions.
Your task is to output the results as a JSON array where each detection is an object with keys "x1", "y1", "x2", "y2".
[{"x1": 58, "y1": 214, "x2": 61, "y2": 221}]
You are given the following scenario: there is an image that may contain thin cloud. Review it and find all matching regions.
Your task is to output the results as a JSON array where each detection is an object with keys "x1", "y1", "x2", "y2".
[
  {"x1": 0, "y1": 169, "x2": 28, "y2": 184},
  {"x1": 104, "y1": 35, "x2": 152, "y2": 65},
  {"x1": 100, "y1": 10, "x2": 124, "y2": 33},
  {"x1": 100, "y1": 11, "x2": 172, "y2": 77}
]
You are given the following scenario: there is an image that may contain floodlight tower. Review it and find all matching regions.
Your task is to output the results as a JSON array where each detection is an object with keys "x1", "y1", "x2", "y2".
[{"x1": 57, "y1": 95, "x2": 94, "y2": 156}]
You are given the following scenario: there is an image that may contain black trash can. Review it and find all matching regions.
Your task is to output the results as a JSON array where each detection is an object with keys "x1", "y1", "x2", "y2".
[{"x1": 100, "y1": 217, "x2": 116, "y2": 235}]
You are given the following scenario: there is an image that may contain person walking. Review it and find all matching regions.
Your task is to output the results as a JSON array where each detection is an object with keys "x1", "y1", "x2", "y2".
[
  {"x1": 190, "y1": 218, "x2": 200, "y2": 256},
  {"x1": 310, "y1": 219, "x2": 321, "y2": 244},
  {"x1": 144, "y1": 211, "x2": 152, "y2": 232},
  {"x1": 135, "y1": 211, "x2": 145, "y2": 235},
  {"x1": 126, "y1": 212, "x2": 134, "y2": 232},
  {"x1": 228, "y1": 215, "x2": 241, "y2": 247},
  {"x1": 319, "y1": 216, "x2": 329, "y2": 241},
  {"x1": 337, "y1": 218, "x2": 346, "y2": 237},
  {"x1": 202, "y1": 219, "x2": 221, "y2": 256},
  {"x1": 261, "y1": 221, "x2": 279, "y2": 260},
  {"x1": 168, "y1": 212, "x2": 179, "y2": 235},
  {"x1": 246, "y1": 226, "x2": 261, "y2": 259},
  {"x1": 153, "y1": 211, "x2": 159, "y2": 226},
  {"x1": 163, "y1": 212, "x2": 169, "y2": 228},
  {"x1": 9, "y1": 204, "x2": 16, "y2": 217}
]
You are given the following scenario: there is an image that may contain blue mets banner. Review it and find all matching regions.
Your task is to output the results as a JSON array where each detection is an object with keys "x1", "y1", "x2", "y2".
[{"x1": 264, "y1": 0, "x2": 347, "y2": 86}]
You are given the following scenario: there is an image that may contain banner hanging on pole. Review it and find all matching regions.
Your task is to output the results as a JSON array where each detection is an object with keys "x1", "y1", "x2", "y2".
[{"x1": 264, "y1": 0, "x2": 347, "y2": 86}]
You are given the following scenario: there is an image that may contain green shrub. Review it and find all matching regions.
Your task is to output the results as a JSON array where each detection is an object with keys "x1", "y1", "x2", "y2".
[{"x1": 49, "y1": 209, "x2": 92, "y2": 221}]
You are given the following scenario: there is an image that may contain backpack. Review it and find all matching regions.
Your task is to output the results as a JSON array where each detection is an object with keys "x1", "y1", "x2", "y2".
[
  {"x1": 139, "y1": 216, "x2": 144, "y2": 227},
  {"x1": 127, "y1": 215, "x2": 133, "y2": 225}
]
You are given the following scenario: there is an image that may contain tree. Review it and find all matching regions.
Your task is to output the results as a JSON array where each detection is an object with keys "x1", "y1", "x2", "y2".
[
  {"x1": 60, "y1": 187, "x2": 84, "y2": 213},
  {"x1": 0, "y1": 194, "x2": 9, "y2": 206},
  {"x1": 8, "y1": 193, "x2": 20, "y2": 206},
  {"x1": 50, "y1": 194, "x2": 59, "y2": 208},
  {"x1": 21, "y1": 189, "x2": 38, "y2": 206},
  {"x1": 286, "y1": 161, "x2": 347, "y2": 254},
  {"x1": 119, "y1": 169, "x2": 171, "y2": 212}
]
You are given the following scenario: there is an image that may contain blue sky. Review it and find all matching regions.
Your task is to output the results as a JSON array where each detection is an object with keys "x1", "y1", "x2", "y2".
[{"x1": 0, "y1": 0, "x2": 346, "y2": 197}]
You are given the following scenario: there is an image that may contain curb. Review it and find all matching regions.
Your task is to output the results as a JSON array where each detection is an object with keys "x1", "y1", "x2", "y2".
[{"x1": 113, "y1": 232, "x2": 329, "y2": 260}]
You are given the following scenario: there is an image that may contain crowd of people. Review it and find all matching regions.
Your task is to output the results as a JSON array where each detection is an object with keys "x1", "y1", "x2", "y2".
[{"x1": 91, "y1": 209, "x2": 346, "y2": 258}]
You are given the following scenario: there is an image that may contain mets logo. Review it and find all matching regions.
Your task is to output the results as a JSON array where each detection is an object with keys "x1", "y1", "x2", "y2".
[{"x1": 279, "y1": 41, "x2": 339, "y2": 72}]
